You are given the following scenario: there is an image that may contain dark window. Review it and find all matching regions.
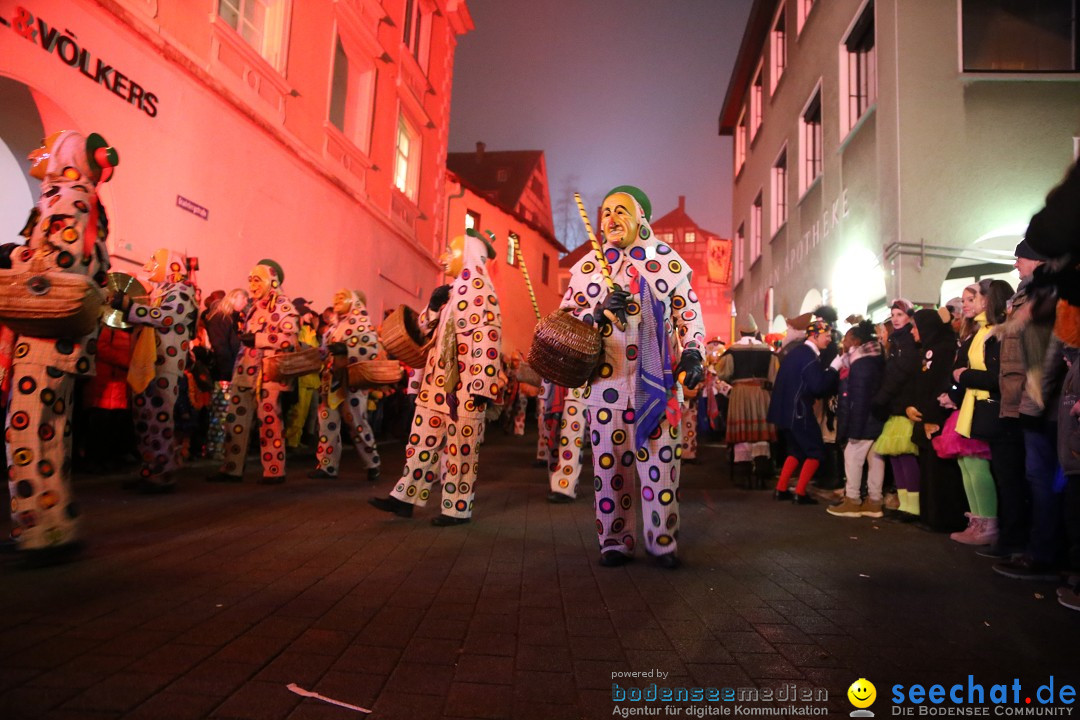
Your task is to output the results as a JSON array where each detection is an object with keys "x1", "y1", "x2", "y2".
[
  {"x1": 802, "y1": 91, "x2": 822, "y2": 188},
  {"x1": 542, "y1": 254, "x2": 551, "y2": 285},
  {"x1": 963, "y1": 0, "x2": 1078, "y2": 71}
]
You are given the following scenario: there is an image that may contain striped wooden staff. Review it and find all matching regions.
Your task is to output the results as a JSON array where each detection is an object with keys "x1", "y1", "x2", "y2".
[
  {"x1": 573, "y1": 192, "x2": 626, "y2": 330},
  {"x1": 508, "y1": 232, "x2": 541, "y2": 322}
]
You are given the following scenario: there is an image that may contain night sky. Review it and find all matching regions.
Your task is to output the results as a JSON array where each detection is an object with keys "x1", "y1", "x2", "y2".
[{"x1": 448, "y1": 0, "x2": 754, "y2": 251}]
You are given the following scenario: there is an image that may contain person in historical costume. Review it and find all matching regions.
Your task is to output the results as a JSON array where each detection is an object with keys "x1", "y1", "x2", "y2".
[
  {"x1": 767, "y1": 319, "x2": 840, "y2": 504},
  {"x1": 369, "y1": 229, "x2": 503, "y2": 525},
  {"x1": 207, "y1": 260, "x2": 298, "y2": 484},
  {"x1": 114, "y1": 248, "x2": 198, "y2": 492},
  {"x1": 560, "y1": 186, "x2": 705, "y2": 569},
  {"x1": 544, "y1": 381, "x2": 588, "y2": 503},
  {"x1": 309, "y1": 289, "x2": 384, "y2": 482},
  {"x1": 3, "y1": 130, "x2": 118, "y2": 561},
  {"x1": 717, "y1": 315, "x2": 779, "y2": 483}
]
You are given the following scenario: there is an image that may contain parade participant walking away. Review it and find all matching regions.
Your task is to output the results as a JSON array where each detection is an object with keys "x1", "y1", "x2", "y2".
[
  {"x1": 871, "y1": 300, "x2": 922, "y2": 519},
  {"x1": 369, "y1": 229, "x2": 502, "y2": 525},
  {"x1": 546, "y1": 383, "x2": 587, "y2": 503},
  {"x1": 116, "y1": 248, "x2": 198, "y2": 493},
  {"x1": 560, "y1": 186, "x2": 705, "y2": 569},
  {"x1": 310, "y1": 289, "x2": 384, "y2": 482},
  {"x1": 768, "y1": 320, "x2": 840, "y2": 505},
  {"x1": 827, "y1": 321, "x2": 886, "y2": 518},
  {"x1": 943, "y1": 280, "x2": 1013, "y2": 546},
  {"x1": 3, "y1": 130, "x2": 118, "y2": 562},
  {"x1": 204, "y1": 289, "x2": 248, "y2": 460},
  {"x1": 717, "y1": 315, "x2": 778, "y2": 484},
  {"x1": 207, "y1": 260, "x2": 298, "y2": 484}
]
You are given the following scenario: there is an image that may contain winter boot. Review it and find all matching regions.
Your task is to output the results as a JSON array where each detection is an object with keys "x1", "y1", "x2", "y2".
[
  {"x1": 949, "y1": 513, "x2": 979, "y2": 544},
  {"x1": 969, "y1": 516, "x2": 998, "y2": 546}
]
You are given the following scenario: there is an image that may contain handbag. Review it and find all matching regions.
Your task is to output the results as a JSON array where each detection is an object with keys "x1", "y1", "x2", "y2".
[
  {"x1": 0, "y1": 251, "x2": 103, "y2": 338},
  {"x1": 970, "y1": 397, "x2": 1002, "y2": 440}
]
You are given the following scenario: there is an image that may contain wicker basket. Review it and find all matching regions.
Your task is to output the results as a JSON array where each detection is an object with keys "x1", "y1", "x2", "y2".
[
  {"x1": 528, "y1": 310, "x2": 602, "y2": 388},
  {"x1": 262, "y1": 346, "x2": 322, "y2": 383},
  {"x1": 347, "y1": 360, "x2": 404, "y2": 390},
  {"x1": 0, "y1": 255, "x2": 104, "y2": 338},
  {"x1": 380, "y1": 304, "x2": 433, "y2": 368}
]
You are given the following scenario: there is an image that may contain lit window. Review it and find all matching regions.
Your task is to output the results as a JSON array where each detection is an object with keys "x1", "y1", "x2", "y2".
[
  {"x1": 507, "y1": 232, "x2": 520, "y2": 266},
  {"x1": 962, "y1": 0, "x2": 1077, "y2": 71},
  {"x1": 735, "y1": 109, "x2": 747, "y2": 175},
  {"x1": 685, "y1": 231, "x2": 697, "y2": 244},
  {"x1": 772, "y1": 146, "x2": 788, "y2": 234},
  {"x1": 497, "y1": 168, "x2": 509, "y2": 182},
  {"x1": 797, "y1": 0, "x2": 815, "y2": 35},
  {"x1": 842, "y1": 1, "x2": 877, "y2": 136},
  {"x1": 770, "y1": 6, "x2": 786, "y2": 94},
  {"x1": 402, "y1": 0, "x2": 432, "y2": 70},
  {"x1": 750, "y1": 63, "x2": 764, "y2": 141},
  {"x1": 799, "y1": 87, "x2": 822, "y2": 195},
  {"x1": 542, "y1": 254, "x2": 551, "y2": 285},
  {"x1": 751, "y1": 192, "x2": 763, "y2": 263},
  {"x1": 394, "y1": 112, "x2": 422, "y2": 202},
  {"x1": 329, "y1": 36, "x2": 376, "y2": 153},
  {"x1": 217, "y1": 0, "x2": 290, "y2": 71},
  {"x1": 734, "y1": 223, "x2": 745, "y2": 284},
  {"x1": 659, "y1": 232, "x2": 675, "y2": 244},
  {"x1": 465, "y1": 210, "x2": 480, "y2": 232}
]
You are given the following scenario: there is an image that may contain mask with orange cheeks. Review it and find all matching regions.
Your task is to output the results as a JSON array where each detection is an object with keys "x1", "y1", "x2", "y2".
[
  {"x1": 600, "y1": 192, "x2": 640, "y2": 249},
  {"x1": 248, "y1": 265, "x2": 275, "y2": 300},
  {"x1": 440, "y1": 234, "x2": 467, "y2": 279}
]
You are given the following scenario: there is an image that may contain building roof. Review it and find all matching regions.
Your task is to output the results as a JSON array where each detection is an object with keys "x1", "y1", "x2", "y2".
[
  {"x1": 650, "y1": 196, "x2": 720, "y2": 237},
  {"x1": 446, "y1": 147, "x2": 544, "y2": 215},
  {"x1": 718, "y1": 0, "x2": 780, "y2": 136},
  {"x1": 448, "y1": 169, "x2": 567, "y2": 253},
  {"x1": 558, "y1": 240, "x2": 593, "y2": 269}
]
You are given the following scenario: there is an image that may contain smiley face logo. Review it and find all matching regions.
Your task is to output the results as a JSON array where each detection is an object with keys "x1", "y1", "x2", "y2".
[{"x1": 847, "y1": 678, "x2": 876, "y2": 716}]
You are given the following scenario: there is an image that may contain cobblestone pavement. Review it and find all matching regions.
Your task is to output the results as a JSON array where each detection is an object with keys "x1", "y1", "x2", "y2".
[{"x1": 2, "y1": 432, "x2": 1078, "y2": 720}]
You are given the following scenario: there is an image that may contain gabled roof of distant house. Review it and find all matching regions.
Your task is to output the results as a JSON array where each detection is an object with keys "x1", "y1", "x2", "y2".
[
  {"x1": 448, "y1": 169, "x2": 567, "y2": 253},
  {"x1": 650, "y1": 196, "x2": 720, "y2": 237},
  {"x1": 558, "y1": 240, "x2": 593, "y2": 269},
  {"x1": 447, "y1": 146, "x2": 544, "y2": 212}
]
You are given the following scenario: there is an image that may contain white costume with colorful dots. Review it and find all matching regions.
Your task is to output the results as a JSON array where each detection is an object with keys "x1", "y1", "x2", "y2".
[
  {"x1": 548, "y1": 386, "x2": 587, "y2": 498},
  {"x1": 315, "y1": 292, "x2": 384, "y2": 476},
  {"x1": 126, "y1": 253, "x2": 197, "y2": 487},
  {"x1": 391, "y1": 236, "x2": 502, "y2": 519},
  {"x1": 6, "y1": 132, "x2": 111, "y2": 550},
  {"x1": 561, "y1": 199, "x2": 704, "y2": 557},
  {"x1": 220, "y1": 291, "x2": 298, "y2": 479}
]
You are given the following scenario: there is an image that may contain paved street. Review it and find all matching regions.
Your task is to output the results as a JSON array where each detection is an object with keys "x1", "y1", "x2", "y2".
[{"x1": 2, "y1": 431, "x2": 1077, "y2": 720}]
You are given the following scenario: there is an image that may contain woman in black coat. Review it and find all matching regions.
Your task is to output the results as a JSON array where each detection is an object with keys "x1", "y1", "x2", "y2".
[
  {"x1": 871, "y1": 300, "x2": 922, "y2": 517},
  {"x1": 905, "y1": 308, "x2": 964, "y2": 531},
  {"x1": 203, "y1": 289, "x2": 249, "y2": 459}
]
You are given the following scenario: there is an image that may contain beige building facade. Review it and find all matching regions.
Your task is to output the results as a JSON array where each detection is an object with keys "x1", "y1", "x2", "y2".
[{"x1": 720, "y1": 0, "x2": 1080, "y2": 329}]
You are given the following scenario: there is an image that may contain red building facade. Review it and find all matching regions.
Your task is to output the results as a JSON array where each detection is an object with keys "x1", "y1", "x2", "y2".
[{"x1": 0, "y1": 0, "x2": 472, "y2": 314}]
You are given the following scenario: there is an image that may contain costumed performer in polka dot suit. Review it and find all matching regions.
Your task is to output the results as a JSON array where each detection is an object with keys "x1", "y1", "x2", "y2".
[
  {"x1": 369, "y1": 229, "x2": 502, "y2": 526},
  {"x1": 208, "y1": 260, "x2": 298, "y2": 484},
  {"x1": 309, "y1": 288, "x2": 384, "y2": 482},
  {"x1": 561, "y1": 186, "x2": 705, "y2": 569},
  {"x1": 115, "y1": 248, "x2": 198, "y2": 493},
  {"x1": 545, "y1": 381, "x2": 588, "y2": 503},
  {"x1": 4, "y1": 130, "x2": 118, "y2": 560}
]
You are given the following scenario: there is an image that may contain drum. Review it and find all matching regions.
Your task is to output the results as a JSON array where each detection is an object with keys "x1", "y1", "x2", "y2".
[
  {"x1": 528, "y1": 310, "x2": 602, "y2": 388},
  {"x1": 380, "y1": 305, "x2": 433, "y2": 368},
  {"x1": 347, "y1": 360, "x2": 404, "y2": 390}
]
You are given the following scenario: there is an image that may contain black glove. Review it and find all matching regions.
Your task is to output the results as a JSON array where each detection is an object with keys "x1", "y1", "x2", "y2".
[
  {"x1": 328, "y1": 342, "x2": 348, "y2": 356},
  {"x1": 595, "y1": 287, "x2": 630, "y2": 328},
  {"x1": 240, "y1": 332, "x2": 256, "y2": 348},
  {"x1": 676, "y1": 349, "x2": 704, "y2": 390},
  {"x1": 0, "y1": 243, "x2": 20, "y2": 270},
  {"x1": 109, "y1": 292, "x2": 127, "y2": 311},
  {"x1": 471, "y1": 395, "x2": 489, "y2": 410},
  {"x1": 428, "y1": 284, "x2": 452, "y2": 312}
]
